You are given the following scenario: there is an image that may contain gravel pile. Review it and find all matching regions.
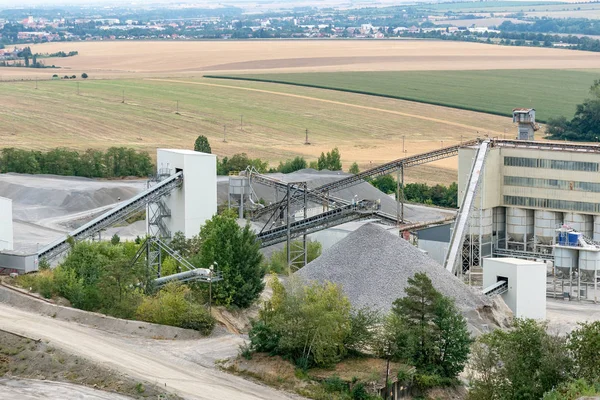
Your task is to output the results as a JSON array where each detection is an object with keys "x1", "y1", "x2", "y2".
[{"x1": 296, "y1": 223, "x2": 490, "y2": 314}]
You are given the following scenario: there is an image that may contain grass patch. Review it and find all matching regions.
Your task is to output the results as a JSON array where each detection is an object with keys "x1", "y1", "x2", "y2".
[{"x1": 207, "y1": 69, "x2": 600, "y2": 122}]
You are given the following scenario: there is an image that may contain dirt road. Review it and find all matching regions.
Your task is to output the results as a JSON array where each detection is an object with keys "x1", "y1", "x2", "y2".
[{"x1": 0, "y1": 303, "x2": 295, "y2": 400}]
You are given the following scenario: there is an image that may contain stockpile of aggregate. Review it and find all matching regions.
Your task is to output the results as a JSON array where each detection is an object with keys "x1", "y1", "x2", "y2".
[{"x1": 296, "y1": 223, "x2": 491, "y2": 315}]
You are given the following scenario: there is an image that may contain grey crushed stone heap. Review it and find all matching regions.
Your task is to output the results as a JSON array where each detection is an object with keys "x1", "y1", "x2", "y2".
[{"x1": 296, "y1": 223, "x2": 490, "y2": 313}]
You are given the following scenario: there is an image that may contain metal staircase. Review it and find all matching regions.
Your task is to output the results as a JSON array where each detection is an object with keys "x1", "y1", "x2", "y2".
[
  {"x1": 444, "y1": 140, "x2": 490, "y2": 275},
  {"x1": 37, "y1": 171, "x2": 183, "y2": 262}
]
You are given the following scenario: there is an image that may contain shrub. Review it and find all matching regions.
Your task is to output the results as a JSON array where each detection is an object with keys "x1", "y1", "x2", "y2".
[
  {"x1": 81, "y1": 72, "x2": 88, "y2": 79},
  {"x1": 136, "y1": 283, "x2": 214, "y2": 335},
  {"x1": 323, "y1": 375, "x2": 347, "y2": 393},
  {"x1": 110, "y1": 234, "x2": 120, "y2": 245}
]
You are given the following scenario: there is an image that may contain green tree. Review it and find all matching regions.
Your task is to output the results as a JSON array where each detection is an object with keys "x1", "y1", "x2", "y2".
[
  {"x1": 81, "y1": 72, "x2": 88, "y2": 79},
  {"x1": 547, "y1": 80, "x2": 600, "y2": 141},
  {"x1": 392, "y1": 272, "x2": 440, "y2": 370},
  {"x1": 317, "y1": 148, "x2": 342, "y2": 171},
  {"x1": 370, "y1": 175, "x2": 396, "y2": 194},
  {"x1": 110, "y1": 234, "x2": 120, "y2": 245},
  {"x1": 277, "y1": 156, "x2": 307, "y2": 173},
  {"x1": 348, "y1": 162, "x2": 360, "y2": 174},
  {"x1": 468, "y1": 319, "x2": 572, "y2": 400},
  {"x1": 568, "y1": 321, "x2": 600, "y2": 382},
  {"x1": 196, "y1": 212, "x2": 264, "y2": 307},
  {"x1": 251, "y1": 277, "x2": 352, "y2": 368},
  {"x1": 390, "y1": 273, "x2": 471, "y2": 379},
  {"x1": 193, "y1": 135, "x2": 212, "y2": 153}
]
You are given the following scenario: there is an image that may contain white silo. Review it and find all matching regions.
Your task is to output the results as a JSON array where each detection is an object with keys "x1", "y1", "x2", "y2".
[
  {"x1": 507, "y1": 208, "x2": 534, "y2": 242},
  {"x1": 564, "y1": 213, "x2": 593, "y2": 237},
  {"x1": 554, "y1": 246, "x2": 578, "y2": 278},
  {"x1": 593, "y1": 215, "x2": 600, "y2": 241},
  {"x1": 578, "y1": 249, "x2": 600, "y2": 283},
  {"x1": 535, "y1": 210, "x2": 562, "y2": 245}
]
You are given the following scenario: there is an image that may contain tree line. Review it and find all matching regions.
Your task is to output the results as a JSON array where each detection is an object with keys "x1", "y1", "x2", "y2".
[
  {"x1": 546, "y1": 80, "x2": 600, "y2": 142},
  {"x1": 365, "y1": 173, "x2": 459, "y2": 209},
  {"x1": 0, "y1": 147, "x2": 154, "y2": 178}
]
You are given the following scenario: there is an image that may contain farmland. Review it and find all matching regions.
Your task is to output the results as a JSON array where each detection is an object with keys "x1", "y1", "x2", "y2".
[
  {"x1": 0, "y1": 40, "x2": 599, "y2": 80},
  {"x1": 0, "y1": 76, "x2": 515, "y2": 185},
  {"x1": 209, "y1": 69, "x2": 600, "y2": 122}
]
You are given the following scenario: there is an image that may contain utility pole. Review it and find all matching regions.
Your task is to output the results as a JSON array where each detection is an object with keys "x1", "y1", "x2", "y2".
[
  {"x1": 35, "y1": 78, "x2": 37, "y2": 90},
  {"x1": 223, "y1": 125, "x2": 227, "y2": 142},
  {"x1": 305, "y1": 128, "x2": 309, "y2": 145},
  {"x1": 176, "y1": 100, "x2": 179, "y2": 114},
  {"x1": 77, "y1": 82, "x2": 80, "y2": 95},
  {"x1": 122, "y1": 89, "x2": 125, "y2": 103},
  {"x1": 402, "y1": 135, "x2": 405, "y2": 153}
]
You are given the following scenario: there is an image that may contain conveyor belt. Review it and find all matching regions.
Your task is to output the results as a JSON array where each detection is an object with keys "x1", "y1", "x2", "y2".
[
  {"x1": 444, "y1": 140, "x2": 490, "y2": 274},
  {"x1": 37, "y1": 172, "x2": 183, "y2": 261}
]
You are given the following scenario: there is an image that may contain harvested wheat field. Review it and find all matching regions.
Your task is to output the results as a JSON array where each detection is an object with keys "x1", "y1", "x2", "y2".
[
  {"x1": 1, "y1": 40, "x2": 599, "y2": 79},
  {"x1": 0, "y1": 76, "x2": 514, "y2": 184}
]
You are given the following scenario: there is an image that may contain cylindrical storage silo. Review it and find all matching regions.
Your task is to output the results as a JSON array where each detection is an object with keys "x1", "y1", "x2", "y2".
[
  {"x1": 469, "y1": 208, "x2": 493, "y2": 238},
  {"x1": 554, "y1": 246, "x2": 578, "y2": 277},
  {"x1": 564, "y1": 213, "x2": 593, "y2": 237},
  {"x1": 507, "y1": 207, "x2": 534, "y2": 242},
  {"x1": 578, "y1": 249, "x2": 600, "y2": 282},
  {"x1": 535, "y1": 210, "x2": 562, "y2": 245},
  {"x1": 593, "y1": 215, "x2": 600, "y2": 241}
]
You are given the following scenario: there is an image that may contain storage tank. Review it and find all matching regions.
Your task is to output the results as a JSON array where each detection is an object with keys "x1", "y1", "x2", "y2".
[
  {"x1": 554, "y1": 246, "x2": 578, "y2": 278},
  {"x1": 578, "y1": 249, "x2": 600, "y2": 282},
  {"x1": 507, "y1": 208, "x2": 534, "y2": 242},
  {"x1": 469, "y1": 208, "x2": 493, "y2": 238},
  {"x1": 564, "y1": 213, "x2": 593, "y2": 237},
  {"x1": 535, "y1": 210, "x2": 562, "y2": 245},
  {"x1": 593, "y1": 215, "x2": 600, "y2": 241},
  {"x1": 493, "y1": 207, "x2": 506, "y2": 236}
]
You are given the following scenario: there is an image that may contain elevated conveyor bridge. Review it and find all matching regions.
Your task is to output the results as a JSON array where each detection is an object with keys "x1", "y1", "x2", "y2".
[{"x1": 37, "y1": 171, "x2": 183, "y2": 262}]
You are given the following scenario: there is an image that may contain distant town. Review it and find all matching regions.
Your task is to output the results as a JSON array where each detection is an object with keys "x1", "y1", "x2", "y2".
[{"x1": 2, "y1": 2, "x2": 600, "y2": 55}]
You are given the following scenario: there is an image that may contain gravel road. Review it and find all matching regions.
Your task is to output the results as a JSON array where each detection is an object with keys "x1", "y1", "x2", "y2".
[
  {"x1": 0, "y1": 303, "x2": 296, "y2": 400},
  {"x1": 0, "y1": 378, "x2": 134, "y2": 400}
]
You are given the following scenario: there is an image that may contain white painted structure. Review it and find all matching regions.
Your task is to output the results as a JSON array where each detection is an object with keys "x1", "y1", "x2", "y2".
[
  {"x1": 0, "y1": 196, "x2": 13, "y2": 251},
  {"x1": 155, "y1": 149, "x2": 217, "y2": 238},
  {"x1": 483, "y1": 257, "x2": 546, "y2": 319}
]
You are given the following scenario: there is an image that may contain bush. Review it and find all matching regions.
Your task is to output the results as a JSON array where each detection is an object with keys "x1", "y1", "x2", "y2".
[
  {"x1": 323, "y1": 375, "x2": 347, "y2": 393},
  {"x1": 249, "y1": 276, "x2": 352, "y2": 368},
  {"x1": 277, "y1": 156, "x2": 307, "y2": 173},
  {"x1": 81, "y1": 72, "x2": 88, "y2": 79},
  {"x1": 136, "y1": 283, "x2": 214, "y2": 335}
]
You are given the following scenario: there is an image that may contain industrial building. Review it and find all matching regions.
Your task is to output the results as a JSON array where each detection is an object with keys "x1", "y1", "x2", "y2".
[{"x1": 452, "y1": 109, "x2": 600, "y2": 302}]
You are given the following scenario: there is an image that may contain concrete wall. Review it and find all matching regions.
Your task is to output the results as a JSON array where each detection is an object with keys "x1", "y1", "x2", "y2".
[
  {"x1": 0, "y1": 197, "x2": 13, "y2": 251},
  {"x1": 483, "y1": 258, "x2": 546, "y2": 319},
  {"x1": 155, "y1": 149, "x2": 217, "y2": 238}
]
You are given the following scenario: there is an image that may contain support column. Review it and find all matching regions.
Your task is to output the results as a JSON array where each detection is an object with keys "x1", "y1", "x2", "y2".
[
  {"x1": 303, "y1": 186, "x2": 308, "y2": 266},
  {"x1": 286, "y1": 184, "x2": 291, "y2": 270}
]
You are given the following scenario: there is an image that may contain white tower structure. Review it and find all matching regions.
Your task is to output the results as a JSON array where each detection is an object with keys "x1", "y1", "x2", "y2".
[
  {"x1": 0, "y1": 197, "x2": 13, "y2": 251},
  {"x1": 512, "y1": 108, "x2": 538, "y2": 140},
  {"x1": 154, "y1": 149, "x2": 217, "y2": 238}
]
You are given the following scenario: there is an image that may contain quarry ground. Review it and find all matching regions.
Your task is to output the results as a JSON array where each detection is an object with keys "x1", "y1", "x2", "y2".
[{"x1": 0, "y1": 302, "x2": 298, "y2": 400}]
